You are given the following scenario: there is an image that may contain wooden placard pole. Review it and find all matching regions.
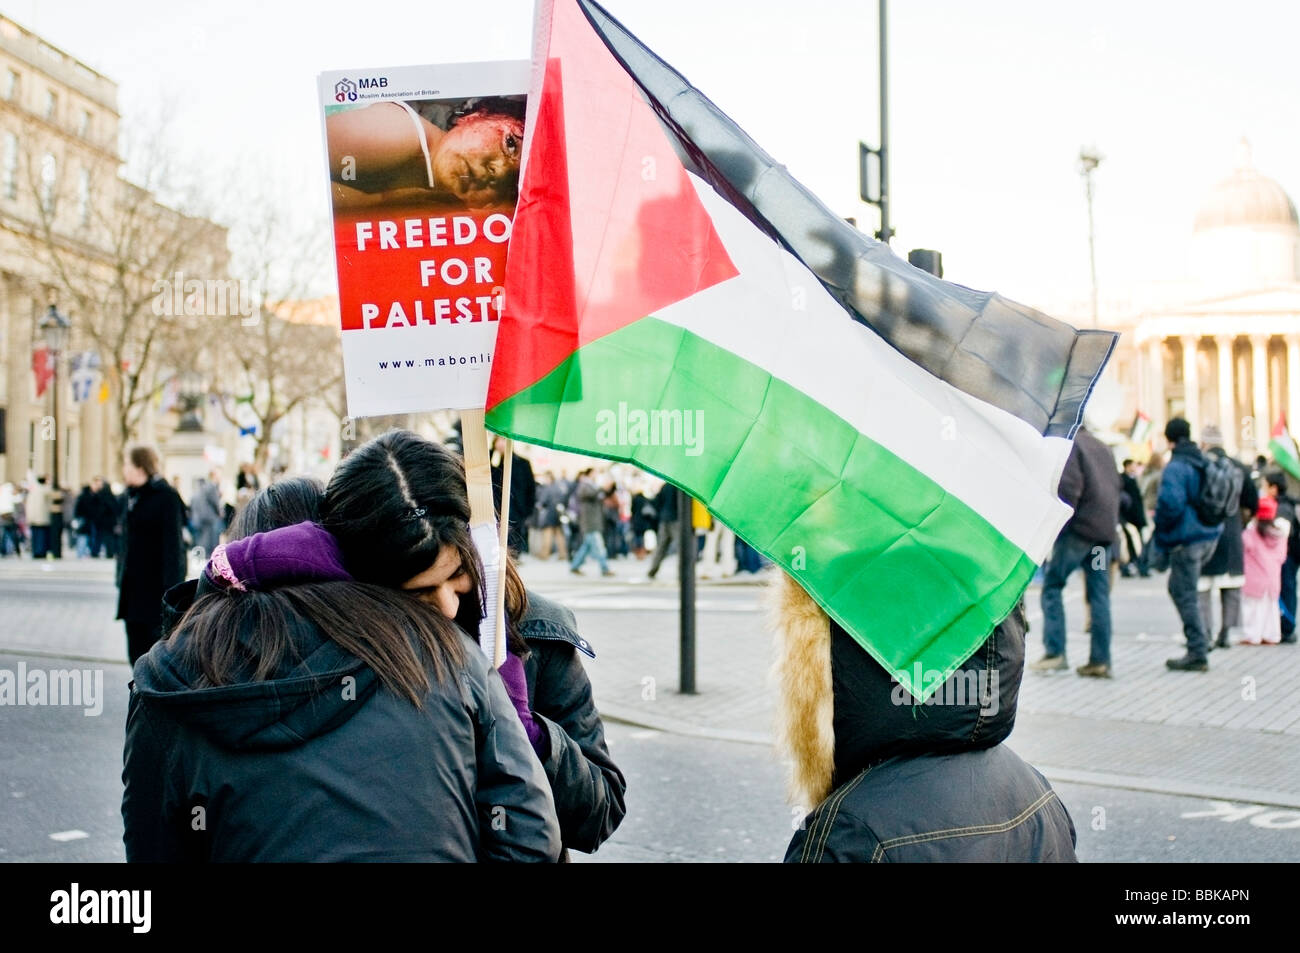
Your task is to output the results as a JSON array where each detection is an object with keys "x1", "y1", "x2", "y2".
[{"x1": 459, "y1": 409, "x2": 509, "y2": 669}]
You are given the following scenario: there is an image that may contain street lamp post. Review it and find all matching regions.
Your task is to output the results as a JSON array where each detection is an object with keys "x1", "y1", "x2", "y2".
[
  {"x1": 39, "y1": 304, "x2": 71, "y2": 558},
  {"x1": 1079, "y1": 147, "x2": 1103, "y2": 328}
]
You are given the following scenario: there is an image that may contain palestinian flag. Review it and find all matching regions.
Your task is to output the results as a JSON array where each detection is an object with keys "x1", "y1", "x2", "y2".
[
  {"x1": 1128, "y1": 411, "x2": 1152, "y2": 444},
  {"x1": 1270, "y1": 415, "x2": 1300, "y2": 481},
  {"x1": 486, "y1": 0, "x2": 1117, "y2": 699}
]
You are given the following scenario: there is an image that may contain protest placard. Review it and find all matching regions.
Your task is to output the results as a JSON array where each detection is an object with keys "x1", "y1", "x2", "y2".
[{"x1": 318, "y1": 60, "x2": 529, "y2": 417}]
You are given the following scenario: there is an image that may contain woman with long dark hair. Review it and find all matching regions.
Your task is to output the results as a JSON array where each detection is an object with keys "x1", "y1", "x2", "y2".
[
  {"x1": 318, "y1": 431, "x2": 626, "y2": 856},
  {"x1": 122, "y1": 476, "x2": 560, "y2": 862}
]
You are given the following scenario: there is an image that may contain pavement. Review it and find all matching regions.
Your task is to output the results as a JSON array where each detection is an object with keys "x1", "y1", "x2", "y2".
[{"x1": 5, "y1": 549, "x2": 1300, "y2": 815}]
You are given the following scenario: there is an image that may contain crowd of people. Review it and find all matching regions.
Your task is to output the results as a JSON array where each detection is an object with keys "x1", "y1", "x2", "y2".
[
  {"x1": 1031, "y1": 416, "x2": 1299, "y2": 678},
  {"x1": 526, "y1": 467, "x2": 768, "y2": 580}
]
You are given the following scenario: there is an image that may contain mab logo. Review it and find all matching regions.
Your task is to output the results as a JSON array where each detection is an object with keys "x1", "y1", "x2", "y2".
[{"x1": 334, "y1": 76, "x2": 389, "y2": 101}]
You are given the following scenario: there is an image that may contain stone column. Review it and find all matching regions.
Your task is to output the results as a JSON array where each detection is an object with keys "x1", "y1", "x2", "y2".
[
  {"x1": 1147, "y1": 338, "x2": 1165, "y2": 435},
  {"x1": 1286, "y1": 333, "x2": 1300, "y2": 435},
  {"x1": 1181, "y1": 335, "x2": 1200, "y2": 438},
  {"x1": 1214, "y1": 334, "x2": 1236, "y2": 455},
  {"x1": 1251, "y1": 334, "x2": 1271, "y2": 452}
]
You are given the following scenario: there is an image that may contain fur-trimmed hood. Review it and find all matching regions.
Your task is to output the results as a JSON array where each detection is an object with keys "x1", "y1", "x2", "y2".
[{"x1": 770, "y1": 572, "x2": 1027, "y2": 807}]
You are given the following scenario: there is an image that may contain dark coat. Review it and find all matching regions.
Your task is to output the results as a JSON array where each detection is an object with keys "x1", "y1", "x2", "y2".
[
  {"x1": 492, "y1": 452, "x2": 537, "y2": 551},
  {"x1": 1154, "y1": 440, "x2": 1222, "y2": 548},
  {"x1": 630, "y1": 492, "x2": 656, "y2": 537},
  {"x1": 124, "y1": 592, "x2": 561, "y2": 862},
  {"x1": 116, "y1": 476, "x2": 187, "y2": 626},
  {"x1": 784, "y1": 599, "x2": 1077, "y2": 863},
  {"x1": 73, "y1": 487, "x2": 94, "y2": 536},
  {"x1": 1057, "y1": 428, "x2": 1120, "y2": 546},
  {"x1": 1202, "y1": 450, "x2": 1259, "y2": 577},
  {"x1": 518, "y1": 591, "x2": 626, "y2": 853},
  {"x1": 1120, "y1": 473, "x2": 1147, "y2": 529}
]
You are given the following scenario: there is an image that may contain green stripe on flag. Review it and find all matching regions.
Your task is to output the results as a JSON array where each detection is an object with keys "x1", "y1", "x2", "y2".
[
  {"x1": 1270, "y1": 436, "x2": 1300, "y2": 482},
  {"x1": 487, "y1": 316, "x2": 1035, "y2": 699}
]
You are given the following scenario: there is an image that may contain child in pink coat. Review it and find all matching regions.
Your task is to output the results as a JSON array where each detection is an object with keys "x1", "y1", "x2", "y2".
[{"x1": 1241, "y1": 496, "x2": 1290, "y2": 645}]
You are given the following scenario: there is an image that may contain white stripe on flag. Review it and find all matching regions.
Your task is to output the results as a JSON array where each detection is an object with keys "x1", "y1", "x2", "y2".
[{"x1": 650, "y1": 172, "x2": 1073, "y2": 562}]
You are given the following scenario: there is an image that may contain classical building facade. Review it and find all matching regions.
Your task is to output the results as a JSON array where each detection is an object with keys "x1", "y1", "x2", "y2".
[
  {"x1": 0, "y1": 13, "x2": 227, "y2": 489},
  {"x1": 1094, "y1": 142, "x2": 1299, "y2": 460}
]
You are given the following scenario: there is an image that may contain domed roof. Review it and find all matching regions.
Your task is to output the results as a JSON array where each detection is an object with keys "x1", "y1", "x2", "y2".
[{"x1": 1194, "y1": 140, "x2": 1298, "y2": 232}]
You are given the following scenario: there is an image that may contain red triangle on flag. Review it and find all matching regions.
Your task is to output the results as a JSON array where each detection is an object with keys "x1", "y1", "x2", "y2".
[
  {"x1": 1272, "y1": 413, "x2": 1288, "y2": 439},
  {"x1": 488, "y1": 0, "x2": 738, "y2": 409}
]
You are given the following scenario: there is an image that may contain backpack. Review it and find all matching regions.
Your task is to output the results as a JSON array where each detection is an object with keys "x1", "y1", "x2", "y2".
[{"x1": 1194, "y1": 453, "x2": 1243, "y2": 527}]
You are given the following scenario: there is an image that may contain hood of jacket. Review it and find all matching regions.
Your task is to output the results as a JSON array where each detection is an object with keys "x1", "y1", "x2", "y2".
[
  {"x1": 769, "y1": 572, "x2": 1025, "y2": 807},
  {"x1": 137, "y1": 581, "x2": 379, "y2": 753}
]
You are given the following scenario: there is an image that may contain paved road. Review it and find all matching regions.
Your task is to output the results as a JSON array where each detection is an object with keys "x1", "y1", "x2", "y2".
[{"x1": 5, "y1": 680, "x2": 1296, "y2": 863}]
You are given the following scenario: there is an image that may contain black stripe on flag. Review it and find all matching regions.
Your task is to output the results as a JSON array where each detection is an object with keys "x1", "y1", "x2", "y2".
[{"x1": 577, "y1": 0, "x2": 1116, "y2": 439}]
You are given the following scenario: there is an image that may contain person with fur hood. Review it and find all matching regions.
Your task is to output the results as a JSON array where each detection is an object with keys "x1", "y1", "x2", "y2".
[
  {"x1": 1239, "y1": 495, "x2": 1291, "y2": 646},
  {"x1": 772, "y1": 573, "x2": 1077, "y2": 862}
]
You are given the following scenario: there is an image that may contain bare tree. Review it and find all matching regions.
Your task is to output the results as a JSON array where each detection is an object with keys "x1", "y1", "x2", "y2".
[
  {"x1": 208, "y1": 189, "x2": 343, "y2": 470},
  {"x1": 18, "y1": 110, "x2": 227, "y2": 455}
]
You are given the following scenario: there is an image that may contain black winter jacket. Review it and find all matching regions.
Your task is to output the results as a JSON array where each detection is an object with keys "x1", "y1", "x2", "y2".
[
  {"x1": 125, "y1": 588, "x2": 561, "y2": 862},
  {"x1": 518, "y1": 591, "x2": 626, "y2": 853},
  {"x1": 779, "y1": 582, "x2": 1077, "y2": 863},
  {"x1": 116, "y1": 476, "x2": 187, "y2": 626}
]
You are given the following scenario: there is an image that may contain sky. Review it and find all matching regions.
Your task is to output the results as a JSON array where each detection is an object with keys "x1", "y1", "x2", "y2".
[{"x1": 13, "y1": 0, "x2": 1300, "y2": 317}]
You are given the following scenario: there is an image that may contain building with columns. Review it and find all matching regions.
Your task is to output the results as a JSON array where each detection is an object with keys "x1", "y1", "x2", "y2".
[
  {"x1": 1101, "y1": 142, "x2": 1299, "y2": 460},
  {"x1": 0, "y1": 13, "x2": 228, "y2": 490}
]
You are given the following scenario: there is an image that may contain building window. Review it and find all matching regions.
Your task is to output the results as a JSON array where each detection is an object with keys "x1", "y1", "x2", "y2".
[
  {"x1": 2, "y1": 133, "x2": 17, "y2": 200},
  {"x1": 40, "y1": 153, "x2": 56, "y2": 215},
  {"x1": 5, "y1": 70, "x2": 19, "y2": 102},
  {"x1": 44, "y1": 90, "x2": 57, "y2": 121},
  {"x1": 77, "y1": 167, "x2": 90, "y2": 224},
  {"x1": 78, "y1": 109, "x2": 91, "y2": 139}
]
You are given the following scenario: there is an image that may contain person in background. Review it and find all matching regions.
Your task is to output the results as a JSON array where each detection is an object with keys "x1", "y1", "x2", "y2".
[
  {"x1": 1118, "y1": 459, "x2": 1148, "y2": 577},
  {"x1": 0, "y1": 482, "x2": 21, "y2": 556},
  {"x1": 1153, "y1": 418, "x2": 1223, "y2": 672},
  {"x1": 1263, "y1": 470, "x2": 1300, "y2": 643},
  {"x1": 116, "y1": 446, "x2": 187, "y2": 666},
  {"x1": 569, "y1": 469, "x2": 614, "y2": 577},
  {"x1": 629, "y1": 482, "x2": 655, "y2": 559},
  {"x1": 1240, "y1": 495, "x2": 1290, "y2": 646},
  {"x1": 533, "y1": 472, "x2": 570, "y2": 561},
  {"x1": 189, "y1": 469, "x2": 225, "y2": 558},
  {"x1": 235, "y1": 462, "x2": 261, "y2": 493},
  {"x1": 1197, "y1": 425, "x2": 1257, "y2": 651},
  {"x1": 602, "y1": 479, "x2": 628, "y2": 560},
  {"x1": 1030, "y1": 426, "x2": 1119, "y2": 678},
  {"x1": 491, "y1": 437, "x2": 536, "y2": 556},
  {"x1": 26, "y1": 476, "x2": 51, "y2": 559},
  {"x1": 643, "y1": 481, "x2": 680, "y2": 581},
  {"x1": 73, "y1": 483, "x2": 95, "y2": 558}
]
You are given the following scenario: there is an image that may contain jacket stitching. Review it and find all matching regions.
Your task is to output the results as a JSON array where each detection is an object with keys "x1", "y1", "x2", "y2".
[
  {"x1": 808, "y1": 766, "x2": 873, "y2": 863},
  {"x1": 869, "y1": 789, "x2": 1059, "y2": 862}
]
